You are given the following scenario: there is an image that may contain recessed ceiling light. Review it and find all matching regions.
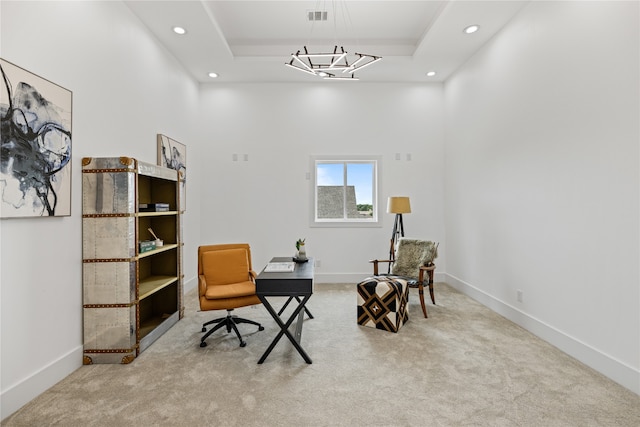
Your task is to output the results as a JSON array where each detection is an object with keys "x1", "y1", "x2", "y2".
[
  {"x1": 426, "y1": 71, "x2": 436, "y2": 77},
  {"x1": 208, "y1": 72, "x2": 218, "y2": 78},
  {"x1": 173, "y1": 26, "x2": 186, "y2": 35},
  {"x1": 464, "y1": 25, "x2": 480, "y2": 34}
]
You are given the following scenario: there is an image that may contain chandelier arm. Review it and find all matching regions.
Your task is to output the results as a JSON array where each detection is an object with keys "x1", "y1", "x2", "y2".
[
  {"x1": 293, "y1": 55, "x2": 316, "y2": 73},
  {"x1": 303, "y1": 46, "x2": 314, "y2": 69},
  {"x1": 285, "y1": 63, "x2": 318, "y2": 76},
  {"x1": 347, "y1": 56, "x2": 381, "y2": 73}
]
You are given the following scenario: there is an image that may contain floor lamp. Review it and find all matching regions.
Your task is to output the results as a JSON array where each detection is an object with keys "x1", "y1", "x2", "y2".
[{"x1": 387, "y1": 196, "x2": 411, "y2": 273}]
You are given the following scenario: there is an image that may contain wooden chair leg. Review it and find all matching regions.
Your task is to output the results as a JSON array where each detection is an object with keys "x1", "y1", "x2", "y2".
[
  {"x1": 416, "y1": 268, "x2": 429, "y2": 318},
  {"x1": 419, "y1": 264, "x2": 437, "y2": 307},
  {"x1": 418, "y1": 283, "x2": 428, "y2": 318},
  {"x1": 428, "y1": 269, "x2": 435, "y2": 305}
]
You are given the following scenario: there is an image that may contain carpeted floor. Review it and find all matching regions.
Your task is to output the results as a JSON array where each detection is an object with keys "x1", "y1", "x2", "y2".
[{"x1": 3, "y1": 282, "x2": 639, "y2": 426}]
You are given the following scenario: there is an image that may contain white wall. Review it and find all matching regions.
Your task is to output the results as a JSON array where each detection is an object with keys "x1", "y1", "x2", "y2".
[
  {"x1": 444, "y1": 1, "x2": 639, "y2": 393},
  {"x1": 0, "y1": 1, "x2": 201, "y2": 419},
  {"x1": 197, "y1": 83, "x2": 446, "y2": 281}
]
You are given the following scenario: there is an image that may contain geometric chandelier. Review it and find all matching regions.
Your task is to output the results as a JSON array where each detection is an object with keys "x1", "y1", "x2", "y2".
[{"x1": 285, "y1": 45, "x2": 382, "y2": 80}]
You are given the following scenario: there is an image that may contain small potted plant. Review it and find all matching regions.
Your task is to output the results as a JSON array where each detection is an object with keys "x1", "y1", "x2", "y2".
[{"x1": 296, "y1": 238, "x2": 307, "y2": 260}]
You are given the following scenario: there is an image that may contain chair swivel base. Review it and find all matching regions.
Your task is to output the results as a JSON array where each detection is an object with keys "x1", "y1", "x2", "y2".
[{"x1": 200, "y1": 313, "x2": 264, "y2": 348}]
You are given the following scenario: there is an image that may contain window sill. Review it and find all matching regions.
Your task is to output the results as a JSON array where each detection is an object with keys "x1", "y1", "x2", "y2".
[{"x1": 310, "y1": 221, "x2": 382, "y2": 228}]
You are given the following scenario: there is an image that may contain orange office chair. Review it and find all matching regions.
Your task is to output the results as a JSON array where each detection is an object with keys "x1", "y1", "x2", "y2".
[{"x1": 198, "y1": 243, "x2": 264, "y2": 348}]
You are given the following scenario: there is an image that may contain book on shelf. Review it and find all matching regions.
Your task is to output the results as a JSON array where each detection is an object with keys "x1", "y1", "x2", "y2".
[
  {"x1": 139, "y1": 203, "x2": 170, "y2": 212},
  {"x1": 139, "y1": 240, "x2": 156, "y2": 253},
  {"x1": 264, "y1": 262, "x2": 295, "y2": 273}
]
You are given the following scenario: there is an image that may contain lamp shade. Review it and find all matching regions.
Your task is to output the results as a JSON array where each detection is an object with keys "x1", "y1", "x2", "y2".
[{"x1": 387, "y1": 196, "x2": 411, "y2": 214}]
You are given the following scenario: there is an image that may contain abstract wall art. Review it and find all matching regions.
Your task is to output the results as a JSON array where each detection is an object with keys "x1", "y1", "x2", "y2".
[
  {"x1": 1, "y1": 59, "x2": 72, "y2": 218},
  {"x1": 157, "y1": 134, "x2": 186, "y2": 211}
]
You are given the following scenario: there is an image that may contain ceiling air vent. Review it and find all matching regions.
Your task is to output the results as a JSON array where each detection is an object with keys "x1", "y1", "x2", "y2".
[{"x1": 308, "y1": 10, "x2": 328, "y2": 21}]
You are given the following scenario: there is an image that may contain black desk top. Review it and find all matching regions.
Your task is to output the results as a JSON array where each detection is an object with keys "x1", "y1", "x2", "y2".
[{"x1": 256, "y1": 257, "x2": 314, "y2": 296}]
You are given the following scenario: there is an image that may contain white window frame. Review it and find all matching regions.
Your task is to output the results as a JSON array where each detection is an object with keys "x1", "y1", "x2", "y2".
[{"x1": 309, "y1": 155, "x2": 382, "y2": 228}]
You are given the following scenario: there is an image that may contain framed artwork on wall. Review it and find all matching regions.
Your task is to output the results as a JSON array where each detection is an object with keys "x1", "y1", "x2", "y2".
[
  {"x1": 0, "y1": 58, "x2": 73, "y2": 218},
  {"x1": 157, "y1": 134, "x2": 186, "y2": 212}
]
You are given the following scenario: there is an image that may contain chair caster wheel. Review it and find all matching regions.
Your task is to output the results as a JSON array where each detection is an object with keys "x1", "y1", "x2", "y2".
[
  {"x1": 200, "y1": 341, "x2": 207, "y2": 348},
  {"x1": 258, "y1": 326, "x2": 265, "y2": 331},
  {"x1": 240, "y1": 341, "x2": 247, "y2": 347},
  {"x1": 201, "y1": 327, "x2": 206, "y2": 332}
]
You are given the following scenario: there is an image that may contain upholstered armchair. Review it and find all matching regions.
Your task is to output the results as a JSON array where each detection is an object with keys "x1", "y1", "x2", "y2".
[{"x1": 370, "y1": 238, "x2": 438, "y2": 318}]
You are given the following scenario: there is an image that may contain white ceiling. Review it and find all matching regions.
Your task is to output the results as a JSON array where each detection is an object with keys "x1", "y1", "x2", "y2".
[{"x1": 124, "y1": 0, "x2": 529, "y2": 83}]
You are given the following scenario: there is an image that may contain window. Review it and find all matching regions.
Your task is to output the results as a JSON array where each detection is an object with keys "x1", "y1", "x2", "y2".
[{"x1": 311, "y1": 156, "x2": 381, "y2": 227}]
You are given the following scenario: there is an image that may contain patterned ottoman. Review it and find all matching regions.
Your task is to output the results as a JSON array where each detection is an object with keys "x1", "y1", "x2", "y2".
[{"x1": 357, "y1": 276, "x2": 409, "y2": 332}]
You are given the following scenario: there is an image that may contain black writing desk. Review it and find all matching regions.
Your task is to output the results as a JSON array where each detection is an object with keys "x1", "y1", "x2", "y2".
[{"x1": 256, "y1": 257, "x2": 314, "y2": 364}]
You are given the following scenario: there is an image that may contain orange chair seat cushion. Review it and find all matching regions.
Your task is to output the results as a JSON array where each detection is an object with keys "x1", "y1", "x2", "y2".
[
  {"x1": 199, "y1": 293, "x2": 261, "y2": 311},
  {"x1": 204, "y1": 280, "x2": 257, "y2": 300},
  {"x1": 202, "y1": 248, "x2": 251, "y2": 287}
]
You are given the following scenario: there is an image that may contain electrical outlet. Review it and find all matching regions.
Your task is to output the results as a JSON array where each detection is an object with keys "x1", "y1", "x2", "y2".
[
  {"x1": 395, "y1": 153, "x2": 401, "y2": 160},
  {"x1": 517, "y1": 289, "x2": 523, "y2": 303},
  {"x1": 315, "y1": 259, "x2": 321, "y2": 268}
]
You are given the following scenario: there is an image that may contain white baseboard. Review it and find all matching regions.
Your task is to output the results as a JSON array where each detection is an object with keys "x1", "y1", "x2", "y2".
[
  {"x1": 445, "y1": 273, "x2": 640, "y2": 395},
  {"x1": 183, "y1": 275, "x2": 197, "y2": 293},
  {"x1": 1, "y1": 345, "x2": 83, "y2": 421}
]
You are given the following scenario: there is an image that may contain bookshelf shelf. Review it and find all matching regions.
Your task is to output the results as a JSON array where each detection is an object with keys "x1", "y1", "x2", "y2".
[
  {"x1": 138, "y1": 210, "x2": 179, "y2": 217},
  {"x1": 139, "y1": 275, "x2": 178, "y2": 300},
  {"x1": 138, "y1": 244, "x2": 179, "y2": 259}
]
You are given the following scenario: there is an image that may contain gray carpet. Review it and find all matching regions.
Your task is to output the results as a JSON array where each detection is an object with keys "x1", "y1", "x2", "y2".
[{"x1": 3, "y1": 283, "x2": 639, "y2": 426}]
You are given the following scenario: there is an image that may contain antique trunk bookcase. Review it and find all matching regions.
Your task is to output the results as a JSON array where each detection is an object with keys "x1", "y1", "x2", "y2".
[{"x1": 82, "y1": 157, "x2": 184, "y2": 364}]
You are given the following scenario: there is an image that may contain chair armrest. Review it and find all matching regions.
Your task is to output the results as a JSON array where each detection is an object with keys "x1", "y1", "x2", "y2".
[
  {"x1": 419, "y1": 263, "x2": 436, "y2": 284},
  {"x1": 419, "y1": 263, "x2": 436, "y2": 271},
  {"x1": 369, "y1": 259, "x2": 393, "y2": 276},
  {"x1": 198, "y1": 275, "x2": 207, "y2": 296},
  {"x1": 249, "y1": 270, "x2": 257, "y2": 282}
]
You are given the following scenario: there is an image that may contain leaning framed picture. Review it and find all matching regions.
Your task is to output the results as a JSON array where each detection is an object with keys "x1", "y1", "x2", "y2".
[
  {"x1": 157, "y1": 134, "x2": 186, "y2": 212},
  {"x1": 0, "y1": 58, "x2": 72, "y2": 218}
]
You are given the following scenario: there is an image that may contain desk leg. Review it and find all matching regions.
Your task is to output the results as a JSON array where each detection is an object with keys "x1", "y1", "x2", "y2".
[
  {"x1": 277, "y1": 297, "x2": 293, "y2": 316},
  {"x1": 294, "y1": 306, "x2": 305, "y2": 343},
  {"x1": 258, "y1": 295, "x2": 312, "y2": 364},
  {"x1": 278, "y1": 296, "x2": 314, "y2": 319},
  {"x1": 297, "y1": 296, "x2": 314, "y2": 319}
]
